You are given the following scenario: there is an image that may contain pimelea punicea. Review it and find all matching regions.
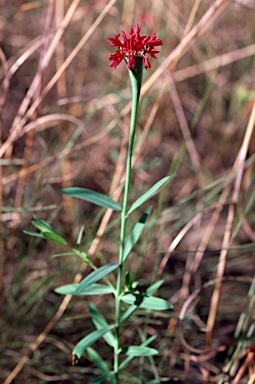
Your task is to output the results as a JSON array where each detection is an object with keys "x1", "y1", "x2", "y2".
[{"x1": 27, "y1": 23, "x2": 172, "y2": 384}]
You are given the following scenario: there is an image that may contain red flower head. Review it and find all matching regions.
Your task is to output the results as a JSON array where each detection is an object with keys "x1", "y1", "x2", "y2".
[{"x1": 108, "y1": 24, "x2": 163, "y2": 70}]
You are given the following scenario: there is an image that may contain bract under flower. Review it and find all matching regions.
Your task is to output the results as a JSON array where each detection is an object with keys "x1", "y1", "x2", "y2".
[{"x1": 108, "y1": 24, "x2": 163, "y2": 70}]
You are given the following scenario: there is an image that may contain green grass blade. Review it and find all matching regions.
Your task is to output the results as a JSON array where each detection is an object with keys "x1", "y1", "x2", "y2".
[
  {"x1": 60, "y1": 187, "x2": 121, "y2": 211},
  {"x1": 128, "y1": 176, "x2": 170, "y2": 215}
]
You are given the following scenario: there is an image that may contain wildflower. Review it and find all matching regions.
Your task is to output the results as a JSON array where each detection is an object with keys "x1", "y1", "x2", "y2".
[{"x1": 108, "y1": 24, "x2": 163, "y2": 70}]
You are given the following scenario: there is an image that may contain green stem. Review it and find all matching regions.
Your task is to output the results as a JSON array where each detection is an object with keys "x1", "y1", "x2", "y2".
[{"x1": 114, "y1": 58, "x2": 143, "y2": 382}]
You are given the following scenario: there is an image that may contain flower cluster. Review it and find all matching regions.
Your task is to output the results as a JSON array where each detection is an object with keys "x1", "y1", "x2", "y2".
[{"x1": 108, "y1": 24, "x2": 163, "y2": 70}]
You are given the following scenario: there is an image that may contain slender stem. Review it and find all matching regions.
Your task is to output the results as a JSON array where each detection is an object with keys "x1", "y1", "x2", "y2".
[{"x1": 114, "y1": 59, "x2": 143, "y2": 382}]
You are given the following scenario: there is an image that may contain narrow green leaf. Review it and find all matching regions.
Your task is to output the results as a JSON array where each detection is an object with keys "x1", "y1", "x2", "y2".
[
  {"x1": 29, "y1": 216, "x2": 67, "y2": 244},
  {"x1": 119, "y1": 335, "x2": 156, "y2": 371},
  {"x1": 52, "y1": 252, "x2": 91, "y2": 266},
  {"x1": 52, "y1": 251, "x2": 89, "y2": 263},
  {"x1": 23, "y1": 230, "x2": 44, "y2": 239},
  {"x1": 76, "y1": 263, "x2": 118, "y2": 294},
  {"x1": 88, "y1": 303, "x2": 115, "y2": 347},
  {"x1": 52, "y1": 252, "x2": 75, "y2": 257},
  {"x1": 73, "y1": 324, "x2": 114, "y2": 359},
  {"x1": 60, "y1": 187, "x2": 121, "y2": 211},
  {"x1": 87, "y1": 347, "x2": 110, "y2": 375},
  {"x1": 123, "y1": 207, "x2": 152, "y2": 261},
  {"x1": 55, "y1": 283, "x2": 113, "y2": 296},
  {"x1": 121, "y1": 293, "x2": 173, "y2": 310},
  {"x1": 146, "y1": 280, "x2": 164, "y2": 296},
  {"x1": 120, "y1": 280, "x2": 164, "y2": 323},
  {"x1": 120, "y1": 305, "x2": 137, "y2": 324},
  {"x1": 77, "y1": 225, "x2": 85, "y2": 246},
  {"x1": 71, "y1": 249, "x2": 89, "y2": 262},
  {"x1": 128, "y1": 176, "x2": 170, "y2": 214},
  {"x1": 90, "y1": 372, "x2": 115, "y2": 384},
  {"x1": 120, "y1": 346, "x2": 158, "y2": 357},
  {"x1": 55, "y1": 284, "x2": 78, "y2": 295},
  {"x1": 31, "y1": 216, "x2": 56, "y2": 233},
  {"x1": 42, "y1": 231, "x2": 67, "y2": 245}
]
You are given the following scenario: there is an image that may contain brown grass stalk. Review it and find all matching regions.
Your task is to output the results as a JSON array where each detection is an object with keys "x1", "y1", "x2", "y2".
[
  {"x1": 168, "y1": 76, "x2": 203, "y2": 185},
  {"x1": 0, "y1": 0, "x2": 82, "y2": 160},
  {"x1": 13, "y1": 0, "x2": 55, "y2": 224},
  {"x1": 206, "y1": 100, "x2": 255, "y2": 349},
  {"x1": 55, "y1": 0, "x2": 74, "y2": 225}
]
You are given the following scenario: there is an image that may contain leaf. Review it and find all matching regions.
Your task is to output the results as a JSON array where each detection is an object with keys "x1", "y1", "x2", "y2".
[
  {"x1": 52, "y1": 252, "x2": 75, "y2": 257},
  {"x1": 86, "y1": 347, "x2": 110, "y2": 375},
  {"x1": 52, "y1": 250, "x2": 89, "y2": 263},
  {"x1": 119, "y1": 335, "x2": 157, "y2": 371},
  {"x1": 73, "y1": 324, "x2": 114, "y2": 359},
  {"x1": 88, "y1": 303, "x2": 115, "y2": 347},
  {"x1": 123, "y1": 207, "x2": 152, "y2": 262},
  {"x1": 90, "y1": 372, "x2": 115, "y2": 384},
  {"x1": 146, "y1": 280, "x2": 164, "y2": 296},
  {"x1": 29, "y1": 216, "x2": 67, "y2": 244},
  {"x1": 120, "y1": 280, "x2": 165, "y2": 323},
  {"x1": 42, "y1": 231, "x2": 67, "y2": 245},
  {"x1": 121, "y1": 294, "x2": 173, "y2": 310},
  {"x1": 31, "y1": 216, "x2": 58, "y2": 233},
  {"x1": 120, "y1": 346, "x2": 158, "y2": 357},
  {"x1": 60, "y1": 187, "x2": 121, "y2": 211},
  {"x1": 55, "y1": 283, "x2": 113, "y2": 296},
  {"x1": 23, "y1": 230, "x2": 45, "y2": 239},
  {"x1": 120, "y1": 304, "x2": 137, "y2": 324},
  {"x1": 128, "y1": 176, "x2": 170, "y2": 215},
  {"x1": 76, "y1": 263, "x2": 118, "y2": 294},
  {"x1": 76, "y1": 225, "x2": 85, "y2": 246}
]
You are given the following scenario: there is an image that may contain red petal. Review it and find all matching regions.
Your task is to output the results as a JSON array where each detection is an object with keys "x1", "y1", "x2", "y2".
[
  {"x1": 109, "y1": 51, "x2": 125, "y2": 68},
  {"x1": 127, "y1": 54, "x2": 136, "y2": 69},
  {"x1": 142, "y1": 55, "x2": 151, "y2": 69}
]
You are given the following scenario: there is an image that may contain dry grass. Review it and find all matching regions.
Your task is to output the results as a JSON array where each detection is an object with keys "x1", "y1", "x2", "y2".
[{"x1": 1, "y1": 0, "x2": 255, "y2": 383}]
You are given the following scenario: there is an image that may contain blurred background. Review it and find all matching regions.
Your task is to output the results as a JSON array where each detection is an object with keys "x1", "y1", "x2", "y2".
[{"x1": 1, "y1": 0, "x2": 255, "y2": 382}]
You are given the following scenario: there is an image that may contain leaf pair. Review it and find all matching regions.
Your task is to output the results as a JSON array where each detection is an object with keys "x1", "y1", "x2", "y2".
[
  {"x1": 88, "y1": 334, "x2": 159, "y2": 383},
  {"x1": 55, "y1": 263, "x2": 118, "y2": 296},
  {"x1": 121, "y1": 293, "x2": 173, "y2": 310},
  {"x1": 74, "y1": 303, "x2": 158, "y2": 383},
  {"x1": 60, "y1": 176, "x2": 171, "y2": 214},
  {"x1": 121, "y1": 279, "x2": 173, "y2": 323}
]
